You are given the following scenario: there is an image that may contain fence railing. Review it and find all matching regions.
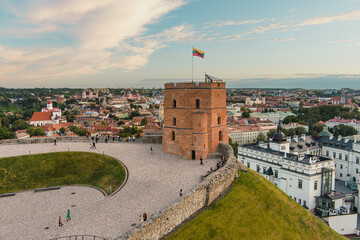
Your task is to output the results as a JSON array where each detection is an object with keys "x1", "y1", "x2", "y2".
[{"x1": 49, "y1": 235, "x2": 109, "y2": 240}]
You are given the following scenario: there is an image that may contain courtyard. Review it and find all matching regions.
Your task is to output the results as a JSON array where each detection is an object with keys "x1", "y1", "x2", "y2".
[{"x1": 0, "y1": 142, "x2": 217, "y2": 240}]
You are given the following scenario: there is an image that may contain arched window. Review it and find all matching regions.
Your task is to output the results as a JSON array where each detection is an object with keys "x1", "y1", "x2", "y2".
[
  {"x1": 196, "y1": 99, "x2": 200, "y2": 108},
  {"x1": 218, "y1": 116, "x2": 221, "y2": 125},
  {"x1": 219, "y1": 130, "x2": 223, "y2": 141},
  {"x1": 173, "y1": 100, "x2": 176, "y2": 108},
  {"x1": 172, "y1": 131, "x2": 175, "y2": 141},
  {"x1": 173, "y1": 117, "x2": 176, "y2": 126}
]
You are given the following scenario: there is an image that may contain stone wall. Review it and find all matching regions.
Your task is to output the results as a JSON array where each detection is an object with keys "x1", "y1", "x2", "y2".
[
  {"x1": 117, "y1": 142, "x2": 247, "y2": 240},
  {"x1": 0, "y1": 135, "x2": 162, "y2": 145}
]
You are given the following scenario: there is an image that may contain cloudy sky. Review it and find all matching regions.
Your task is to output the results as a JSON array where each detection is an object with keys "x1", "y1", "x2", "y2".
[{"x1": 1, "y1": 0, "x2": 360, "y2": 88}]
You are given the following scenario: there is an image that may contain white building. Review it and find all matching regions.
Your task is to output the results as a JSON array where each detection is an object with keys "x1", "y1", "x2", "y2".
[
  {"x1": 238, "y1": 123, "x2": 335, "y2": 211},
  {"x1": 319, "y1": 136, "x2": 360, "y2": 187},
  {"x1": 238, "y1": 123, "x2": 359, "y2": 235},
  {"x1": 229, "y1": 126, "x2": 275, "y2": 145},
  {"x1": 250, "y1": 112, "x2": 295, "y2": 124},
  {"x1": 41, "y1": 101, "x2": 61, "y2": 118},
  {"x1": 245, "y1": 95, "x2": 265, "y2": 105},
  {"x1": 326, "y1": 118, "x2": 360, "y2": 133}
]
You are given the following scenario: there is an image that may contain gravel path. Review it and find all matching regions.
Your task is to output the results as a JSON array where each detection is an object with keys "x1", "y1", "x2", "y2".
[{"x1": 0, "y1": 142, "x2": 217, "y2": 240}]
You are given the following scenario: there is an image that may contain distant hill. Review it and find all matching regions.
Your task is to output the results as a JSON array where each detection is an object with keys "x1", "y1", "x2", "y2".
[{"x1": 165, "y1": 170, "x2": 345, "y2": 240}]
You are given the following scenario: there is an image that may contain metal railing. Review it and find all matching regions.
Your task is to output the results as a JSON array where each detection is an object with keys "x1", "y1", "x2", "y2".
[{"x1": 49, "y1": 235, "x2": 108, "y2": 240}]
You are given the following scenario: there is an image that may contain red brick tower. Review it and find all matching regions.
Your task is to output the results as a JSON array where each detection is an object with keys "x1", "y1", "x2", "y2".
[{"x1": 163, "y1": 74, "x2": 228, "y2": 160}]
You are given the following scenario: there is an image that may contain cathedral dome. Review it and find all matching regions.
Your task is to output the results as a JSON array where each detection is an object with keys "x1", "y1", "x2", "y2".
[{"x1": 272, "y1": 120, "x2": 286, "y2": 142}]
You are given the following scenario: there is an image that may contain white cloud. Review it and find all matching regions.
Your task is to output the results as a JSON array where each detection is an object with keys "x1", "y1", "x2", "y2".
[
  {"x1": 270, "y1": 38, "x2": 295, "y2": 42},
  {"x1": 297, "y1": 10, "x2": 360, "y2": 26},
  {"x1": 0, "y1": 0, "x2": 192, "y2": 83},
  {"x1": 330, "y1": 39, "x2": 356, "y2": 43},
  {"x1": 207, "y1": 18, "x2": 266, "y2": 28}
]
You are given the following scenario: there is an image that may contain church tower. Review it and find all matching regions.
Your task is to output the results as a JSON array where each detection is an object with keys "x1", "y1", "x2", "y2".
[{"x1": 163, "y1": 74, "x2": 228, "y2": 160}]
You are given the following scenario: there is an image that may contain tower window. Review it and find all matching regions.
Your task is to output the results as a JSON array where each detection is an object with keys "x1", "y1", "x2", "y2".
[
  {"x1": 196, "y1": 99, "x2": 200, "y2": 108},
  {"x1": 173, "y1": 118, "x2": 176, "y2": 126},
  {"x1": 172, "y1": 131, "x2": 175, "y2": 141},
  {"x1": 218, "y1": 116, "x2": 221, "y2": 125},
  {"x1": 219, "y1": 130, "x2": 223, "y2": 141},
  {"x1": 173, "y1": 100, "x2": 176, "y2": 108}
]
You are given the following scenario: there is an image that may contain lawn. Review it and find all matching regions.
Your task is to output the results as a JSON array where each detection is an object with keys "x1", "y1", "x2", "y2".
[
  {"x1": 165, "y1": 170, "x2": 346, "y2": 240},
  {"x1": 0, "y1": 151, "x2": 126, "y2": 195}
]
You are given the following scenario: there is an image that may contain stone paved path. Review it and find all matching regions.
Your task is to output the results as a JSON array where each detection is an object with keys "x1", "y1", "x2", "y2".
[{"x1": 0, "y1": 142, "x2": 217, "y2": 240}]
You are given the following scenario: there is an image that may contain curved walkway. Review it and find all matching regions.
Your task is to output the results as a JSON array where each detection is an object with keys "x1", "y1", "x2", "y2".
[{"x1": 0, "y1": 142, "x2": 217, "y2": 240}]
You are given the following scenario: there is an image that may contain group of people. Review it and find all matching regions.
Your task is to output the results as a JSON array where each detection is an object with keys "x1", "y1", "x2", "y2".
[
  {"x1": 139, "y1": 212, "x2": 147, "y2": 223},
  {"x1": 58, "y1": 209, "x2": 71, "y2": 228},
  {"x1": 207, "y1": 156, "x2": 227, "y2": 174},
  {"x1": 216, "y1": 156, "x2": 227, "y2": 169}
]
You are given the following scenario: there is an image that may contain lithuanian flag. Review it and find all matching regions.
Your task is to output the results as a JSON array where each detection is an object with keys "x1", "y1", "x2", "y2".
[{"x1": 193, "y1": 47, "x2": 205, "y2": 58}]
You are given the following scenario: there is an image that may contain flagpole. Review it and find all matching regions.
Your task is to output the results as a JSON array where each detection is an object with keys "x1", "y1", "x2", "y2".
[{"x1": 192, "y1": 47, "x2": 194, "y2": 82}]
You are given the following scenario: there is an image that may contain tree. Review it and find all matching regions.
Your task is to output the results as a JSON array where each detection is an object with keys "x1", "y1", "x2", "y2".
[
  {"x1": 229, "y1": 137, "x2": 239, "y2": 158},
  {"x1": 329, "y1": 124, "x2": 358, "y2": 137},
  {"x1": 141, "y1": 117, "x2": 148, "y2": 126},
  {"x1": 101, "y1": 121, "x2": 107, "y2": 126},
  {"x1": 129, "y1": 111, "x2": 140, "y2": 119},
  {"x1": 242, "y1": 111, "x2": 250, "y2": 118},
  {"x1": 117, "y1": 120, "x2": 125, "y2": 126},
  {"x1": 0, "y1": 126, "x2": 15, "y2": 140},
  {"x1": 27, "y1": 126, "x2": 45, "y2": 136},
  {"x1": 11, "y1": 119, "x2": 28, "y2": 131},
  {"x1": 267, "y1": 129, "x2": 276, "y2": 140},
  {"x1": 59, "y1": 127, "x2": 66, "y2": 135},
  {"x1": 256, "y1": 133, "x2": 266, "y2": 142}
]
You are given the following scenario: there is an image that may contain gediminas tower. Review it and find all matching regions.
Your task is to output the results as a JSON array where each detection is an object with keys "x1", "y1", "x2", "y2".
[{"x1": 163, "y1": 74, "x2": 228, "y2": 160}]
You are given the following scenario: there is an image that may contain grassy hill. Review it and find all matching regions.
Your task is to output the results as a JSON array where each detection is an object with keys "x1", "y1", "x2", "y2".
[
  {"x1": 165, "y1": 170, "x2": 346, "y2": 240},
  {"x1": 0, "y1": 151, "x2": 126, "y2": 195}
]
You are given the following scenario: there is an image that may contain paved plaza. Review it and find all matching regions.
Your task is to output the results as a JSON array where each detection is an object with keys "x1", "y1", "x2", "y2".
[{"x1": 0, "y1": 142, "x2": 217, "y2": 240}]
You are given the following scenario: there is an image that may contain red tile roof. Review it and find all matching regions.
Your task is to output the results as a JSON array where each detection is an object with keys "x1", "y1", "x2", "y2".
[{"x1": 30, "y1": 112, "x2": 52, "y2": 122}]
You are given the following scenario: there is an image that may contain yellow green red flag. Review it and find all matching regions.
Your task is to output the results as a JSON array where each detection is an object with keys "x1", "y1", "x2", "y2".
[{"x1": 192, "y1": 47, "x2": 205, "y2": 58}]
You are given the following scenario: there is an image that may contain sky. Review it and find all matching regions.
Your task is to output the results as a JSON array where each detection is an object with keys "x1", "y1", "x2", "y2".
[{"x1": 1, "y1": 0, "x2": 360, "y2": 89}]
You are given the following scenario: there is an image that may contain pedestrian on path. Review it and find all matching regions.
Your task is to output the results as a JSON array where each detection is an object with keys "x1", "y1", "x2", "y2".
[
  {"x1": 89, "y1": 143, "x2": 93, "y2": 149},
  {"x1": 93, "y1": 142, "x2": 96, "y2": 149},
  {"x1": 58, "y1": 216, "x2": 63, "y2": 227},
  {"x1": 54, "y1": 138, "x2": 57, "y2": 145},
  {"x1": 150, "y1": 146, "x2": 154, "y2": 155},
  {"x1": 139, "y1": 215, "x2": 143, "y2": 224},
  {"x1": 200, "y1": 157, "x2": 203, "y2": 165},
  {"x1": 179, "y1": 189, "x2": 183, "y2": 197},
  {"x1": 143, "y1": 212, "x2": 147, "y2": 221},
  {"x1": 67, "y1": 209, "x2": 71, "y2": 221}
]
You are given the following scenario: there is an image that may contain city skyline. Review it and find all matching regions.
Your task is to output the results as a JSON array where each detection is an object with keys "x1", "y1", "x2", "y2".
[{"x1": 1, "y1": 0, "x2": 360, "y2": 88}]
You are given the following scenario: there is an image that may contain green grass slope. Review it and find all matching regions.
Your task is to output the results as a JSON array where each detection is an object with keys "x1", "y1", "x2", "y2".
[
  {"x1": 0, "y1": 152, "x2": 126, "y2": 195},
  {"x1": 166, "y1": 170, "x2": 346, "y2": 240}
]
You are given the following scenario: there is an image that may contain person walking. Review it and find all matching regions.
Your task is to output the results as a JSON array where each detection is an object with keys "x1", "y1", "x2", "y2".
[
  {"x1": 179, "y1": 189, "x2": 183, "y2": 197},
  {"x1": 54, "y1": 138, "x2": 57, "y2": 145},
  {"x1": 150, "y1": 146, "x2": 154, "y2": 155},
  {"x1": 58, "y1": 216, "x2": 63, "y2": 227},
  {"x1": 200, "y1": 157, "x2": 203, "y2": 165},
  {"x1": 89, "y1": 143, "x2": 93, "y2": 149},
  {"x1": 93, "y1": 141, "x2": 96, "y2": 149},
  {"x1": 143, "y1": 212, "x2": 147, "y2": 221},
  {"x1": 139, "y1": 214, "x2": 143, "y2": 224},
  {"x1": 66, "y1": 209, "x2": 71, "y2": 221}
]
